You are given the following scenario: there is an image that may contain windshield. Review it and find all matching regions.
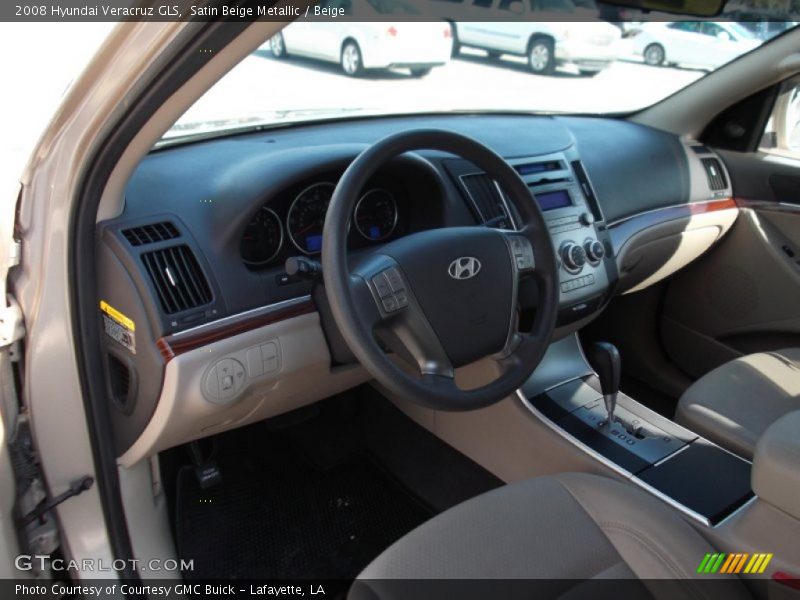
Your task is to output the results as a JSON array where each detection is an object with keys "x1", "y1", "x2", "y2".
[
  {"x1": 726, "y1": 22, "x2": 757, "y2": 38},
  {"x1": 164, "y1": 9, "x2": 798, "y2": 141}
]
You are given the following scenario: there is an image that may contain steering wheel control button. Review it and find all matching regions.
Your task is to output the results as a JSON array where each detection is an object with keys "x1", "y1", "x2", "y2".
[
  {"x1": 382, "y1": 296, "x2": 400, "y2": 313},
  {"x1": 395, "y1": 290, "x2": 409, "y2": 308},
  {"x1": 371, "y1": 273, "x2": 393, "y2": 298},
  {"x1": 371, "y1": 268, "x2": 408, "y2": 314},
  {"x1": 385, "y1": 267, "x2": 405, "y2": 292},
  {"x1": 507, "y1": 234, "x2": 535, "y2": 272}
]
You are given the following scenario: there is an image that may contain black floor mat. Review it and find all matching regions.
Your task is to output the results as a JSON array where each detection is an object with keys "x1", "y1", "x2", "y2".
[{"x1": 175, "y1": 424, "x2": 433, "y2": 581}]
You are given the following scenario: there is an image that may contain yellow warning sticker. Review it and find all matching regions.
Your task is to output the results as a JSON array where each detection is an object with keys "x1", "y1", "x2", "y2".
[
  {"x1": 100, "y1": 301, "x2": 135, "y2": 332},
  {"x1": 100, "y1": 301, "x2": 136, "y2": 354}
]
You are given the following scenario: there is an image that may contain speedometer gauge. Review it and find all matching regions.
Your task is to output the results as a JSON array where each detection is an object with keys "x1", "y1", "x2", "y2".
[
  {"x1": 287, "y1": 182, "x2": 335, "y2": 254},
  {"x1": 241, "y1": 207, "x2": 283, "y2": 266},
  {"x1": 355, "y1": 189, "x2": 398, "y2": 241}
]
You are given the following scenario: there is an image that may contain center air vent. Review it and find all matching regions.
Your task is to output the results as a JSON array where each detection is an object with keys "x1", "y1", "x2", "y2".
[
  {"x1": 141, "y1": 245, "x2": 212, "y2": 314},
  {"x1": 701, "y1": 158, "x2": 728, "y2": 191},
  {"x1": 460, "y1": 173, "x2": 513, "y2": 228},
  {"x1": 122, "y1": 221, "x2": 180, "y2": 246}
]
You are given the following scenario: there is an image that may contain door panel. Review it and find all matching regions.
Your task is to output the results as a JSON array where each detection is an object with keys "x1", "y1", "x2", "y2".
[{"x1": 661, "y1": 151, "x2": 800, "y2": 379}]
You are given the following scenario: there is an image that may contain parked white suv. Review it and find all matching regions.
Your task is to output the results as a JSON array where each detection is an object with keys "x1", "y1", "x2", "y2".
[{"x1": 452, "y1": 0, "x2": 622, "y2": 75}]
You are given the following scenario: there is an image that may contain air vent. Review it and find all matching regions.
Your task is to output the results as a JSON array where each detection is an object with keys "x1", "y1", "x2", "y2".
[
  {"x1": 108, "y1": 354, "x2": 131, "y2": 406},
  {"x1": 571, "y1": 160, "x2": 604, "y2": 223},
  {"x1": 141, "y1": 245, "x2": 212, "y2": 314},
  {"x1": 460, "y1": 173, "x2": 512, "y2": 228},
  {"x1": 690, "y1": 145, "x2": 712, "y2": 155},
  {"x1": 701, "y1": 158, "x2": 728, "y2": 191},
  {"x1": 122, "y1": 221, "x2": 180, "y2": 246}
]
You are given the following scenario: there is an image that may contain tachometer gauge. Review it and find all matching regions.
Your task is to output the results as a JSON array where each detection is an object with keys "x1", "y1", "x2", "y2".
[
  {"x1": 287, "y1": 182, "x2": 335, "y2": 254},
  {"x1": 240, "y1": 207, "x2": 283, "y2": 266},
  {"x1": 355, "y1": 189, "x2": 398, "y2": 242}
]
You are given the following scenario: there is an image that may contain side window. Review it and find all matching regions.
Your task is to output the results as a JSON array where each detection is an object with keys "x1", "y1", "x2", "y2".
[
  {"x1": 761, "y1": 77, "x2": 800, "y2": 158},
  {"x1": 702, "y1": 23, "x2": 733, "y2": 40}
]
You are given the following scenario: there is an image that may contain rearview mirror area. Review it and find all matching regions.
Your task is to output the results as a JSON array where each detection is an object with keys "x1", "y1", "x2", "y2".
[{"x1": 598, "y1": 0, "x2": 725, "y2": 17}]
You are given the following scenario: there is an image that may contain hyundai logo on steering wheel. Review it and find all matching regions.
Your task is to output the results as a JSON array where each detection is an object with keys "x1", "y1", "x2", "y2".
[{"x1": 448, "y1": 257, "x2": 482, "y2": 280}]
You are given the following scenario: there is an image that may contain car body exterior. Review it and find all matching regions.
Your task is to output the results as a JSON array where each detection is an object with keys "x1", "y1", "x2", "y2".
[
  {"x1": 265, "y1": 0, "x2": 452, "y2": 77},
  {"x1": 732, "y1": 19, "x2": 798, "y2": 41},
  {"x1": 632, "y1": 21, "x2": 761, "y2": 70},
  {"x1": 449, "y1": 0, "x2": 622, "y2": 75}
]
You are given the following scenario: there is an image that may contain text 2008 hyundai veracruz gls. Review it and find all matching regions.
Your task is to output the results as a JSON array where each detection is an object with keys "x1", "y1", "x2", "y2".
[{"x1": 3, "y1": 1, "x2": 800, "y2": 598}]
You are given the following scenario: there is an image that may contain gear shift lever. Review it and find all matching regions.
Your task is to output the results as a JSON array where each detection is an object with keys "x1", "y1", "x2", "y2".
[{"x1": 587, "y1": 342, "x2": 621, "y2": 426}]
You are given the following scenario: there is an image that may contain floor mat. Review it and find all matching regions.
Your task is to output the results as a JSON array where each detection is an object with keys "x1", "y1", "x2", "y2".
[{"x1": 175, "y1": 426, "x2": 433, "y2": 581}]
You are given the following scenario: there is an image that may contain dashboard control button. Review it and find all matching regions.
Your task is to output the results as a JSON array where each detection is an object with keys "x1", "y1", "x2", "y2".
[
  {"x1": 585, "y1": 240, "x2": 605, "y2": 263},
  {"x1": 203, "y1": 365, "x2": 221, "y2": 400},
  {"x1": 561, "y1": 243, "x2": 586, "y2": 273},
  {"x1": 246, "y1": 347, "x2": 264, "y2": 377},
  {"x1": 260, "y1": 342, "x2": 280, "y2": 373},
  {"x1": 580, "y1": 212, "x2": 595, "y2": 226}
]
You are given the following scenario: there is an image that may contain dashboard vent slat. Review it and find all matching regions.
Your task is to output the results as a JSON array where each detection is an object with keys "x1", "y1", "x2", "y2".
[
  {"x1": 122, "y1": 221, "x2": 180, "y2": 246},
  {"x1": 141, "y1": 245, "x2": 212, "y2": 315},
  {"x1": 460, "y1": 173, "x2": 512, "y2": 228},
  {"x1": 701, "y1": 158, "x2": 728, "y2": 191}
]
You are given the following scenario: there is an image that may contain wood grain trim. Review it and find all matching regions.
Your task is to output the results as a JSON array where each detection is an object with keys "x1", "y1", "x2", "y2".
[
  {"x1": 688, "y1": 197, "x2": 737, "y2": 215},
  {"x1": 157, "y1": 297, "x2": 316, "y2": 363},
  {"x1": 609, "y1": 198, "x2": 737, "y2": 256}
]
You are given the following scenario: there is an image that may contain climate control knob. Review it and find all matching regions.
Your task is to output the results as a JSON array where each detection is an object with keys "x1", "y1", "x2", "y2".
[
  {"x1": 585, "y1": 240, "x2": 605, "y2": 263},
  {"x1": 561, "y1": 243, "x2": 587, "y2": 272}
]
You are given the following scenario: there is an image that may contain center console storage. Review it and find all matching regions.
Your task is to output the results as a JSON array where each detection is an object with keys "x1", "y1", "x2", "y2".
[{"x1": 522, "y1": 371, "x2": 754, "y2": 526}]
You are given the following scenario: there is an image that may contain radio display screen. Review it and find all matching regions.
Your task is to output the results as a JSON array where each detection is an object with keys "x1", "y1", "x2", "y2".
[{"x1": 535, "y1": 189, "x2": 572, "y2": 211}]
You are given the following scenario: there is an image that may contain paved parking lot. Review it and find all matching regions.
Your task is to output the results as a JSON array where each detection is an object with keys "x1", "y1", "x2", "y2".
[{"x1": 175, "y1": 43, "x2": 705, "y2": 132}]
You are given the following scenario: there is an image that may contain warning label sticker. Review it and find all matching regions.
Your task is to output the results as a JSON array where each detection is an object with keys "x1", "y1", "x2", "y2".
[{"x1": 100, "y1": 300, "x2": 136, "y2": 354}]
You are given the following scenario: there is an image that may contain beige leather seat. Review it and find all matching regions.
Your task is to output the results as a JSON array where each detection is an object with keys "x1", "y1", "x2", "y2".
[
  {"x1": 677, "y1": 349, "x2": 800, "y2": 459},
  {"x1": 350, "y1": 473, "x2": 750, "y2": 600}
]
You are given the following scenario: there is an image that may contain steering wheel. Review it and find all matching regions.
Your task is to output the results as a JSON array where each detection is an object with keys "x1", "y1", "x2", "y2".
[{"x1": 322, "y1": 130, "x2": 559, "y2": 410}]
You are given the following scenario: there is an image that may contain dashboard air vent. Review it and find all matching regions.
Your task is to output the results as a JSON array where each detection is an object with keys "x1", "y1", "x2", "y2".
[
  {"x1": 460, "y1": 173, "x2": 512, "y2": 228},
  {"x1": 141, "y1": 245, "x2": 212, "y2": 314},
  {"x1": 122, "y1": 222, "x2": 180, "y2": 246},
  {"x1": 701, "y1": 158, "x2": 728, "y2": 191}
]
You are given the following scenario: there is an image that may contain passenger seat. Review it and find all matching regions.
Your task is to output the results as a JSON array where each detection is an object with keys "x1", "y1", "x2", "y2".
[{"x1": 676, "y1": 348, "x2": 800, "y2": 459}]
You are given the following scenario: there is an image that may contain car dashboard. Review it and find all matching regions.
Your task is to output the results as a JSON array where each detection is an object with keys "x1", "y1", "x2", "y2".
[{"x1": 95, "y1": 114, "x2": 737, "y2": 465}]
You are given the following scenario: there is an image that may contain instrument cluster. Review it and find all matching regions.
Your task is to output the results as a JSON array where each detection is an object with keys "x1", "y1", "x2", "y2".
[{"x1": 240, "y1": 180, "x2": 401, "y2": 267}]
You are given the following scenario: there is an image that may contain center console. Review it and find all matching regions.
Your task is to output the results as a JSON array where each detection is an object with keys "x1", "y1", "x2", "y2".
[
  {"x1": 519, "y1": 335, "x2": 754, "y2": 527},
  {"x1": 445, "y1": 150, "x2": 617, "y2": 329}
]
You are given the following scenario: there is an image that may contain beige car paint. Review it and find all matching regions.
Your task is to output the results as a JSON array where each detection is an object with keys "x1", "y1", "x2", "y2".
[{"x1": 7, "y1": 9, "x2": 800, "y2": 587}]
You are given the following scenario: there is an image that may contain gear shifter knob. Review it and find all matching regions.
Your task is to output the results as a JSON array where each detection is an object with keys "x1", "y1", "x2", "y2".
[{"x1": 587, "y1": 342, "x2": 621, "y2": 425}]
